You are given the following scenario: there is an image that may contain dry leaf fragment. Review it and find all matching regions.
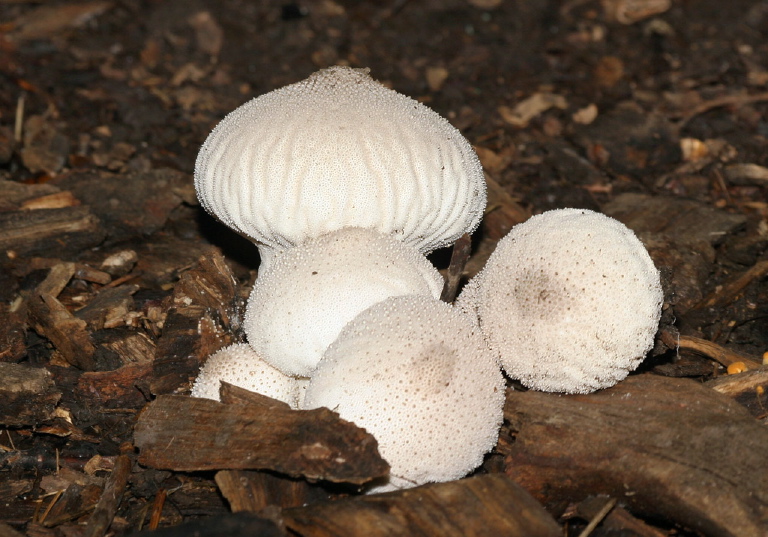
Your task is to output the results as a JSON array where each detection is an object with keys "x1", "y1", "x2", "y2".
[{"x1": 499, "y1": 93, "x2": 568, "y2": 128}]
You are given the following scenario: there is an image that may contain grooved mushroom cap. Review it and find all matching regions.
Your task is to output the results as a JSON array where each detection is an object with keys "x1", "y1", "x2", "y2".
[
  {"x1": 302, "y1": 295, "x2": 505, "y2": 492},
  {"x1": 194, "y1": 66, "x2": 486, "y2": 259},
  {"x1": 460, "y1": 208, "x2": 663, "y2": 394},
  {"x1": 244, "y1": 227, "x2": 444, "y2": 377},
  {"x1": 190, "y1": 343, "x2": 301, "y2": 407}
]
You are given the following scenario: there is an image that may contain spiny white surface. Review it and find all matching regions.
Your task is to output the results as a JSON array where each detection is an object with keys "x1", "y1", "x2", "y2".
[
  {"x1": 467, "y1": 208, "x2": 663, "y2": 394},
  {"x1": 302, "y1": 295, "x2": 505, "y2": 492},
  {"x1": 194, "y1": 66, "x2": 486, "y2": 257},
  {"x1": 244, "y1": 228, "x2": 444, "y2": 377},
  {"x1": 190, "y1": 343, "x2": 301, "y2": 407}
]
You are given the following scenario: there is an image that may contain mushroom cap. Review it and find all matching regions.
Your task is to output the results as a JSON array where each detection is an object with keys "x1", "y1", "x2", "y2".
[
  {"x1": 467, "y1": 208, "x2": 663, "y2": 394},
  {"x1": 302, "y1": 294, "x2": 505, "y2": 492},
  {"x1": 244, "y1": 227, "x2": 444, "y2": 377},
  {"x1": 190, "y1": 343, "x2": 301, "y2": 407},
  {"x1": 194, "y1": 66, "x2": 486, "y2": 257}
]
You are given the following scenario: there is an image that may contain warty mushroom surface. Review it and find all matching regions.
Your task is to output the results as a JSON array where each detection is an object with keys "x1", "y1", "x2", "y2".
[
  {"x1": 457, "y1": 208, "x2": 663, "y2": 394},
  {"x1": 302, "y1": 294, "x2": 505, "y2": 492},
  {"x1": 190, "y1": 343, "x2": 303, "y2": 408},
  {"x1": 194, "y1": 65, "x2": 486, "y2": 268},
  {"x1": 244, "y1": 227, "x2": 444, "y2": 377}
]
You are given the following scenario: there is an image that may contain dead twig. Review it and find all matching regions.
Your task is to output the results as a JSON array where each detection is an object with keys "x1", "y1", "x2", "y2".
[
  {"x1": 661, "y1": 330, "x2": 763, "y2": 370},
  {"x1": 440, "y1": 233, "x2": 473, "y2": 303},
  {"x1": 693, "y1": 259, "x2": 768, "y2": 311}
]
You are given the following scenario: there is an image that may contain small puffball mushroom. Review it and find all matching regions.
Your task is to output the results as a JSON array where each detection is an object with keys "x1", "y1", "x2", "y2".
[
  {"x1": 460, "y1": 208, "x2": 663, "y2": 394},
  {"x1": 194, "y1": 65, "x2": 486, "y2": 267},
  {"x1": 190, "y1": 343, "x2": 301, "y2": 408},
  {"x1": 302, "y1": 294, "x2": 505, "y2": 492},
  {"x1": 245, "y1": 227, "x2": 444, "y2": 377}
]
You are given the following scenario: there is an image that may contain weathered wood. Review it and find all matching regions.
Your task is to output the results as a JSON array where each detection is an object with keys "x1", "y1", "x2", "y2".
[
  {"x1": 150, "y1": 249, "x2": 238, "y2": 395},
  {"x1": 0, "y1": 206, "x2": 105, "y2": 258},
  {"x1": 27, "y1": 292, "x2": 96, "y2": 370},
  {"x1": 83, "y1": 454, "x2": 132, "y2": 537},
  {"x1": 707, "y1": 366, "x2": 768, "y2": 418},
  {"x1": 280, "y1": 474, "x2": 562, "y2": 537},
  {"x1": 134, "y1": 395, "x2": 389, "y2": 485},
  {"x1": 500, "y1": 374, "x2": 768, "y2": 537},
  {"x1": 215, "y1": 470, "x2": 331, "y2": 512},
  {"x1": 0, "y1": 363, "x2": 61, "y2": 427}
]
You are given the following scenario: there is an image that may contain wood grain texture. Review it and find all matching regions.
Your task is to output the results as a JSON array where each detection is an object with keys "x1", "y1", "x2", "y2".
[
  {"x1": 134, "y1": 394, "x2": 388, "y2": 484},
  {"x1": 500, "y1": 373, "x2": 768, "y2": 537}
]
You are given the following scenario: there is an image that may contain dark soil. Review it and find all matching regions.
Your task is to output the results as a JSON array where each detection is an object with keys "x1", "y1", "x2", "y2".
[{"x1": 1, "y1": 1, "x2": 767, "y2": 536}]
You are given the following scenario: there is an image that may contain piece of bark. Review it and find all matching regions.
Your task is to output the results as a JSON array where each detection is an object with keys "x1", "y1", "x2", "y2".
[
  {"x1": 215, "y1": 470, "x2": 331, "y2": 513},
  {"x1": 74, "y1": 285, "x2": 138, "y2": 330},
  {"x1": 41, "y1": 483, "x2": 103, "y2": 527},
  {"x1": 151, "y1": 248, "x2": 238, "y2": 395},
  {"x1": 27, "y1": 292, "x2": 96, "y2": 370},
  {"x1": 706, "y1": 366, "x2": 768, "y2": 418},
  {"x1": 75, "y1": 362, "x2": 153, "y2": 410},
  {"x1": 83, "y1": 454, "x2": 132, "y2": 537},
  {"x1": 126, "y1": 512, "x2": 285, "y2": 537},
  {"x1": 500, "y1": 374, "x2": 768, "y2": 537},
  {"x1": 280, "y1": 474, "x2": 561, "y2": 537},
  {"x1": 134, "y1": 394, "x2": 388, "y2": 485},
  {"x1": 55, "y1": 168, "x2": 196, "y2": 243},
  {"x1": 0, "y1": 363, "x2": 61, "y2": 427},
  {"x1": 0, "y1": 206, "x2": 105, "y2": 259}
]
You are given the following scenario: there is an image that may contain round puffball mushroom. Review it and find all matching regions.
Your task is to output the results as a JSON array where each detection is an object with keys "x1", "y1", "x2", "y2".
[
  {"x1": 460, "y1": 208, "x2": 663, "y2": 394},
  {"x1": 244, "y1": 227, "x2": 444, "y2": 377},
  {"x1": 190, "y1": 343, "x2": 301, "y2": 408},
  {"x1": 194, "y1": 65, "x2": 486, "y2": 267},
  {"x1": 302, "y1": 294, "x2": 505, "y2": 492}
]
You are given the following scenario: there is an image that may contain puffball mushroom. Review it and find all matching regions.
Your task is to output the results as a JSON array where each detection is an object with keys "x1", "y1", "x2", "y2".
[
  {"x1": 244, "y1": 227, "x2": 444, "y2": 377},
  {"x1": 458, "y1": 208, "x2": 663, "y2": 394},
  {"x1": 190, "y1": 343, "x2": 302, "y2": 408},
  {"x1": 302, "y1": 294, "x2": 505, "y2": 492},
  {"x1": 194, "y1": 65, "x2": 486, "y2": 267}
]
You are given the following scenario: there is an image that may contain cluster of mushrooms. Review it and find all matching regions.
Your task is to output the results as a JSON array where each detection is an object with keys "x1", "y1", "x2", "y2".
[{"x1": 190, "y1": 66, "x2": 663, "y2": 492}]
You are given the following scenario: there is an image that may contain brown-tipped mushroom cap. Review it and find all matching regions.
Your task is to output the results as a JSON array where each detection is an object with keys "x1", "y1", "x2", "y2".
[
  {"x1": 462, "y1": 208, "x2": 663, "y2": 394},
  {"x1": 302, "y1": 295, "x2": 505, "y2": 492},
  {"x1": 244, "y1": 228, "x2": 443, "y2": 377},
  {"x1": 194, "y1": 66, "x2": 486, "y2": 262},
  {"x1": 190, "y1": 343, "x2": 301, "y2": 407}
]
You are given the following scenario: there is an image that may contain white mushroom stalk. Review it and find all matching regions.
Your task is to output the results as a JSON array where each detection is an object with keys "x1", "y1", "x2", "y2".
[
  {"x1": 244, "y1": 227, "x2": 444, "y2": 377},
  {"x1": 190, "y1": 343, "x2": 303, "y2": 408},
  {"x1": 302, "y1": 295, "x2": 505, "y2": 492},
  {"x1": 457, "y1": 208, "x2": 663, "y2": 394},
  {"x1": 194, "y1": 66, "x2": 486, "y2": 268}
]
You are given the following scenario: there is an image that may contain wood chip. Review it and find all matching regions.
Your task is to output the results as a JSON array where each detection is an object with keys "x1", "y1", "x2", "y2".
[
  {"x1": 134, "y1": 392, "x2": 389, "y2": 484},
  {"x1": 280, "y1": 474, "x2": 562, "y2": 537},
  {"x1": 0, "y1": 363, "x2": 61, "y2": 427},
  {"x1": 500, "y1": 374, "x2": 768, "y2": 537}
]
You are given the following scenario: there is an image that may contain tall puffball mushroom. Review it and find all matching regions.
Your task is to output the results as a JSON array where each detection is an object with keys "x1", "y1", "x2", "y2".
[
  {"x1": 457, "y1": 208, "x2": 663, "y2": 394},
  {"x1": 194, "y1": 66, "x2": 486, "y2": 269},
  {"x1": 190, "y1": 343, "x2": 302, "y2": 408},
  {"x1": 302, "y1": 295, "x2": 505, "y2": 492},
  {"x1": 244, "y1": 227, "x2": 444, "y2": 377}
]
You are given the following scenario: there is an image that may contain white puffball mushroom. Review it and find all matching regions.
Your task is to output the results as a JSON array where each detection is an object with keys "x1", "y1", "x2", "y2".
[
  {"x1": 244, "y1": 227, "x2": 444, "y2": 377},
  {"x1": 302, "y1": 295, "x2": 505, "y2": 492},
  {"x1": 194, "y1": 65, "x2": 486, "y2": 267},
  {"x1": 461, "y1": 208, "x2": 663, "y2": 394},
  {"x1": 190, "y1": 343, "x2": 301, "y2": 408}
]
